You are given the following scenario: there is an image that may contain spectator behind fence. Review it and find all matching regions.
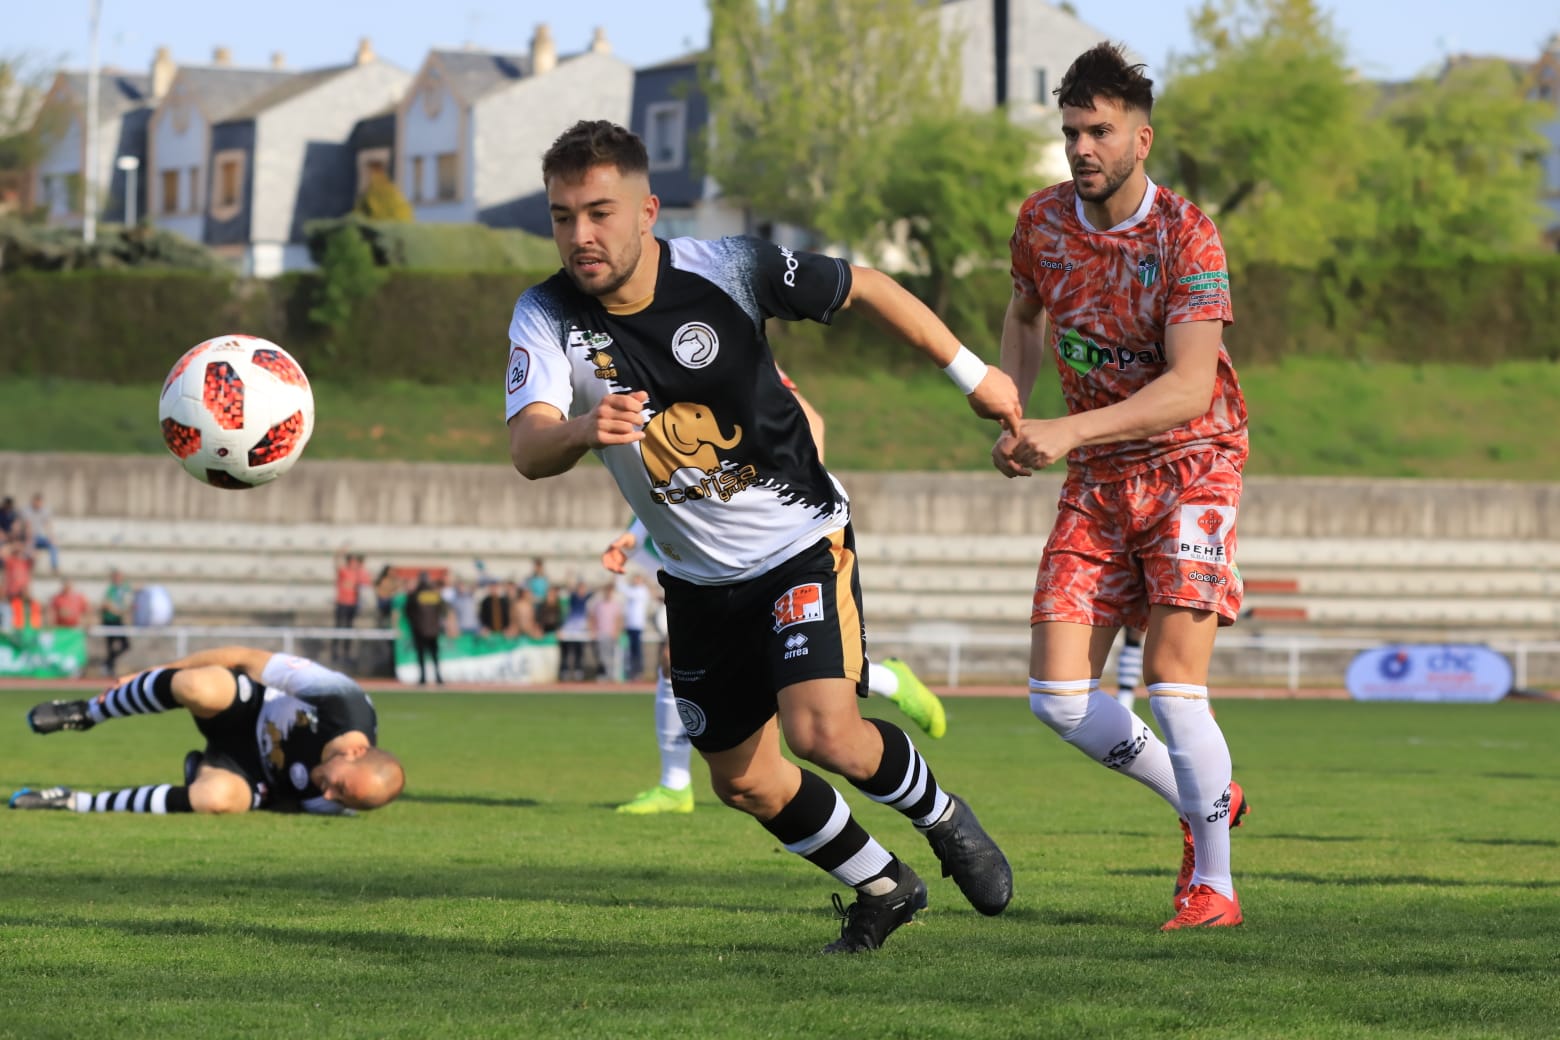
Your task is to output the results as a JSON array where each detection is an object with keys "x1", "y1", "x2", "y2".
[
  {"x1": 47, "y1": 578, "x2": 91, "y2": 628},
  {"x1": 536, "y1": 585, "x2": 564, "y2": 636},
  {"x1": 333, "y1": 548, "x2": 370, "y2": 664},
  {"x1": 556, "y1": 577, "x2": 593, "y2": 682},
  {"x1": 478, "y1": 580, "x2": 513, "y2": 637},
  {"x1": 19, "y1": 493, "x2": 59, "y2": 575},
  {"x1": 373, "y1": 565, "x2": 401, "y2": 627},
  {"x1": 0, "y1": 496, "x2": 18, "y2": 540},
  {"x1": 589, "y1": 581, "x2": 624, "y2": 681},
  {"x1": 525, "y1": 557, "x2": 551, "y2": 603},
  {"x1": 450, "y1": 578, "x2": 481, "y2": 638},
  {"x1": 2, "y1": 536, "x2": 33, "y2": 602},
  {"x1": 404, "y1": 572, "x2": 447, "y2": 685},
  {"x1": 620, "y1": 570, "x2": 652, "y2": 681},
  {"x1": 100, "y1": 568, "x2": 134, "y2": 677}
]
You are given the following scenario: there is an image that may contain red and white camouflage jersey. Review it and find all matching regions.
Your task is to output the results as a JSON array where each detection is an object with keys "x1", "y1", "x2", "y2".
[{"x1": 1010, "y1": 177, "x2": 1249, "y2": 482}]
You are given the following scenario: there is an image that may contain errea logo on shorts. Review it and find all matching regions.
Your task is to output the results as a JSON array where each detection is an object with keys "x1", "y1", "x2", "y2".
[
  {"x1": 1176, "y1": 504, "x2": 1235, "y2": 564},
  {"x1": 773, "y1": 582, "x2": 825, "y2": 633}
]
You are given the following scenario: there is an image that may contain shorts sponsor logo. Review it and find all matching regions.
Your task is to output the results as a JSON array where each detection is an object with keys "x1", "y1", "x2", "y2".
[
  {"x1": 671, "y1": 322, "x2": 720, "y2": 369},
  {"x1": 506, "y1": 346, "x2": 530, "y2": 392},
  {"x1": 783, "y1": 632, "x2": 809, "y2": 660},
  {"x1": 1177, "y1": 504, "x2": 1235, "y2": 563},
  {"x1": 675, "y1": 698, "x2": 707, "y2": 737},
  {"x1": 772, "y1": 582, "x2": 825, "y2": 633}
]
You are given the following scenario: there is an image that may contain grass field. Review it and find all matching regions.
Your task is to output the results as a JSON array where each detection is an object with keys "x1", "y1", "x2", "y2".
[
  {"x1": 3, "y1": 357, "x2": 1559, "y2": 479},
  {"x1": 2, "y1": 691, "x2": 1556, "y2": 1039}
]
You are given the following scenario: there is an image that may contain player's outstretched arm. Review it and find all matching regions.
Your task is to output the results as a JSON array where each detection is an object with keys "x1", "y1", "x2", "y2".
[
  {"x1": 508, "y1": 392, "x2": 649, "y2": 480},
  {"x1": 842, "y1": 266, "x2": 1021, "y2": 435}
]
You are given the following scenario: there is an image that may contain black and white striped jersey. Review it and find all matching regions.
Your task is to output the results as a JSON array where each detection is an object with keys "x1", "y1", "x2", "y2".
[{"x1": 506, "y1": 235, "x2": 854, "y2": 585}]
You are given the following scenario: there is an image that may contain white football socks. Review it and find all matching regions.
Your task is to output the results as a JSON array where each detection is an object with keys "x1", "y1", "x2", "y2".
[
  {"x1": 1028, "y1": 679, "x2": 1180, "y2": 809},
  {"x1": 1150, "y1": 685, "x2": 1235, "y2": 898},
  {"x1": 653, "y1": 669, "x2": 692, "y2": 791}
]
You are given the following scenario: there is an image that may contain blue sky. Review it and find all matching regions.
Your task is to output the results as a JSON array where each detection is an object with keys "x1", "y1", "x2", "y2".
[{"x1": 6, "y1": 0, "x2": 1556, "y2": 83}]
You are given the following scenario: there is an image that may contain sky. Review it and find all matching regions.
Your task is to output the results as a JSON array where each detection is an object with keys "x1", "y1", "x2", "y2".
[{"x1": 4, "y1": 0, "x2": 1557, "y2": 85}]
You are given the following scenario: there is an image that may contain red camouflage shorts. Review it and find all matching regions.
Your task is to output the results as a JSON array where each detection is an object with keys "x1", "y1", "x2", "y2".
[{"x1": 1031, "y1": 450, "x2": 1244, "y2": 629}]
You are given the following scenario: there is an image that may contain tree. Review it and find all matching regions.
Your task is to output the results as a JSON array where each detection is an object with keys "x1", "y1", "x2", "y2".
[
  {"x1": 877, "y1": 109, "x2": 1037, "y2": 323},
  {"x1": 701, "y1": 0, "x2": 962, "y2": 248},
  {"x1": 0, "y1": 54, "x2": 67, "y2": 214},
  {"x1": 1148, "y1": 0, "x2": 1370, "y2": 268},
  {"x1": 1347, "y1": 61, "x2": 1547, "y2": 263},
  {"x1": 309, "y1": 224, "x2": 387, "y2": 340},
  {"x1": 354, "y1": 170, "x2": 413, "y2": 222}
]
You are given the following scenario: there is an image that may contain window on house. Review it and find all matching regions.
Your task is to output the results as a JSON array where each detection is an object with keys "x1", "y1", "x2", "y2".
[
  {"x1": 645, "y1": 101, "x2": 686, "y2": 171},
  {"x1": 435, "y1": 152, "x2": 458, "y2": 201},
  {"x1": 411, "y1": 155, "x2": 426, "y2": 202},
  {"x1": 357, "y1": 148, "x2": 391, "y2": 195},
  {"x1": 212, "y1": 152, "x2": 243, "y2": 217},
  {"x1": 1036, "y1": 68, "x2": 1049, "y2": 104},
  {"x1": 187, "y1": 166, "x2": 201, "y2": 213},
  {"x1": 161, "y1": 169, "x2": 180, "y2": 214}
]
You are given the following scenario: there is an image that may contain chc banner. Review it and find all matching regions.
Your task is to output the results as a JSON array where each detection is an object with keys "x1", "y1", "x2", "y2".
[
  {"x1": 1345, "y1": 644, "x2": 1512, "y2": 703},
  {"x1": 394, "y1": 630, "x2": 560, "y2": 686},
  {"x1": 0, "y1": 628, "x2": 89, "y2": 678}
]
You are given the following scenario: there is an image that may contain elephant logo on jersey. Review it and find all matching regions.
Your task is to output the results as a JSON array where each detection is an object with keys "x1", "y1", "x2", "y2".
[
  {"x1": 671, "y1": 322, "x2": 720, "y2": 369},
  {"x1": 586, "y1": 347, "x2": 617, "y2": 380},
  {"x1": 641, "y1": 402, "x2": 743, "y2": 488}
]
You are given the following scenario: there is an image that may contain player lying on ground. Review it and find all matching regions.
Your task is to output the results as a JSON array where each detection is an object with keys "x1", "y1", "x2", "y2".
[{"x1": 12, "y1": 645, "x2": 404, "y2": 815}]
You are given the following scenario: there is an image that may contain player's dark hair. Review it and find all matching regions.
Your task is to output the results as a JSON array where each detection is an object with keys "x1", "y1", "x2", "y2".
[
  {"x1": 1054, "y1": 42, "x2": 1154, "y2": 116},
  {"x1": 542, "y1": 119, "x2": 650, "y2": 184}
]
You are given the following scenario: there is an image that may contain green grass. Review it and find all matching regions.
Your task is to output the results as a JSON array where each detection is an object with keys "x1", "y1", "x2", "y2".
[
  {"x1": 4, "y1": 357, "x2": 1559, "y2": 477},
  {"x1": 2, "y1": 692, "x2": 1556, "y2": 1039}
]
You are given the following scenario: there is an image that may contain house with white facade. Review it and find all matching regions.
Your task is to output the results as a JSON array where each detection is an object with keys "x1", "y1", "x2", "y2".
[
  {"x1": 31, "y1": 66, "x2": 151, "y2": 225},
  {"x1": 396, "y1": 25, "x2": 633, "y2": 234}
]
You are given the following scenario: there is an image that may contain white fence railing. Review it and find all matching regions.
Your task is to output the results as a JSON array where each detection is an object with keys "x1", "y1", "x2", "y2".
[{"x1": 79, "y1": 625, "x2": 1560, "y2": 692}]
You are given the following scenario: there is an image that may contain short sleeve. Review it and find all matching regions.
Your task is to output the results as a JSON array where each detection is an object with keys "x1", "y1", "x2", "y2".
[
  {"x1": 1166, "y1": 213, "x2": 1233, "y2": 326},
  {"x1": 747, "y1": 237, "x2": 852, "y2": 324},
  {"x1": 1008, "y1": 200, "x2": 1040, "y2": 301},
  {"x1": 505, "y1": 288, "x2": 576, "y2": 422}
]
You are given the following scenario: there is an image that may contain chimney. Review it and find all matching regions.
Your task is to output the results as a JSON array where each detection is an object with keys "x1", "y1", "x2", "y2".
[
  {"x1": 590, "y1": 27, "x2": 611, "y2": 55},
  {"x1": 531, "y1": 24, "x2": 556, "y2": 75},
  {"x1": 270, "y1": 51, "x2": 286, "y2": 69},
  {"x1": 150, "y1": 46, "x2": 176, "y2": 99},
  {"x1": 212, "y1": 46, "x2": 232, "y2": 67},
  {"x1": 355, "y1": 37, "x2": 375, "y2": 65}
]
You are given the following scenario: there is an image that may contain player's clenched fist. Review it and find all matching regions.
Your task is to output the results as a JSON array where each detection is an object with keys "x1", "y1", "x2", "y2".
[{"x1": 588, "y1": 391, "x2": 650, "y2": 448}]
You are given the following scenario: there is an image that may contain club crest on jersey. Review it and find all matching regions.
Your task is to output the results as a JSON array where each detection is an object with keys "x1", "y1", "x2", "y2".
[
  {"x1": 671, "y1": 322, "x2": 720, "y2": 369},
  {"x1": 1136, "y1": 255, "x2": 1160, "y2": 287},
  {"x1": 773, "y1": 583, "x2": 825, "y2": 633},
  {"x1": 641, "y1": 401, "x2": 743, "y2": 488}
]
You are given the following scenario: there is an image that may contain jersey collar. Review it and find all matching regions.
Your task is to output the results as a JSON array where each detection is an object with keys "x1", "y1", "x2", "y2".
[{"x1": 1074, "y1": 176, "x2": 1157, "y2": 233}]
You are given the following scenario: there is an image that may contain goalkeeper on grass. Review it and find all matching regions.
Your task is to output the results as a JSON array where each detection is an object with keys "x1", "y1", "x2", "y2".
[{"x1": 12, "y1": 646, "x2": 404, "y2": 815}]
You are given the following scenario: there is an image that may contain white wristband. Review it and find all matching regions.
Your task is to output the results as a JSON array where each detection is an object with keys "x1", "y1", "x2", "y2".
[{"x1": 942, "y1": 345, "x2": 987, "y2": 396}]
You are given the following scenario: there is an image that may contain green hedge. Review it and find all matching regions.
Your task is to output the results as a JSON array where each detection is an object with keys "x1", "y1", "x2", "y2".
[
  {"x1": 304, "y1": 218, "x2": 558, "y2": 271},
  {"x1": 3, "y1": 257, "x2": 1558, "y2": 384}
]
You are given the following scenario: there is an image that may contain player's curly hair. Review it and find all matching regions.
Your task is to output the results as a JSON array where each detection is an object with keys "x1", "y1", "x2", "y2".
[
  {"x1": 542, "y1": 119, "x2": 650, "y2": 184},
  {"x1": 1054, "y1": 42, "x2": 1154, "y2": 116}
]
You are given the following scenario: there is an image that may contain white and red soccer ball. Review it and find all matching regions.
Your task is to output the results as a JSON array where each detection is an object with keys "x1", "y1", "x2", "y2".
[{"x1": 158, "y1": 334, "x2": 315, "y2": 489}]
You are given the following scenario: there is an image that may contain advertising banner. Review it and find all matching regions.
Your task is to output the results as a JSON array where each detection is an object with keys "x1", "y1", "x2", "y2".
[
  {"x1": 1345, "y1": 644, "x2": 1512, "y2": 703},
  {"x1": 394, "y1": 631, "x2": 560, "y2": 685},
  {"x1": 0, "y1": 628, "x2": 89, "y2": 678}
]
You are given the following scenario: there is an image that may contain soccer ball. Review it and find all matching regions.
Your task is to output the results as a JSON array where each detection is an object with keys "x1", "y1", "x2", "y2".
[{"x1": 158, "y1": 334, "x2": 315, "y2": 489}]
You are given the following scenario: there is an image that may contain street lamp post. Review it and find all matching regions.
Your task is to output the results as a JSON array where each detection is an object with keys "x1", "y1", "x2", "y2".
[{"x1": 116, "y1": 155, "x2": 140, "y2": 227}]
